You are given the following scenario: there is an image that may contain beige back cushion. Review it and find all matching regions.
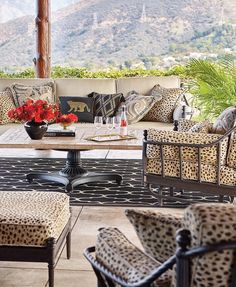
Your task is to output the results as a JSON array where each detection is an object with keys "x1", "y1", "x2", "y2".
[
  {"x1": 116, "y1": 76, "x2": 181, "y2": 97},
  {"x1": 55, "y1": 78, "x2": 116, "y2": 97}
]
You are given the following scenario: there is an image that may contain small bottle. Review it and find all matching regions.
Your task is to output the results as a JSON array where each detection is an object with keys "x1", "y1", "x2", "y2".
[{"x1": 120, "y1": 105, "x2": 128, "y2": 137}]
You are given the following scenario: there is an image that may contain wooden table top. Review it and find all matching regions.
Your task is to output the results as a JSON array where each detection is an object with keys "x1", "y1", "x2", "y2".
[{"x1": 0, "y1": 125, "x2": 144, "y2": 151}]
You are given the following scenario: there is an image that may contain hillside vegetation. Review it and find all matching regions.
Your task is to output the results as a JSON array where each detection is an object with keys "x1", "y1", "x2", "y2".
[{"x1": 1, "y1": 0, "x2": 236, "y2": 70}]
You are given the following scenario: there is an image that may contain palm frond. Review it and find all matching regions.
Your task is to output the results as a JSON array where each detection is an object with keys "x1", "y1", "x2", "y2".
[{"x1": 187, "y1": 58, "x2": 236, "y2": 120}]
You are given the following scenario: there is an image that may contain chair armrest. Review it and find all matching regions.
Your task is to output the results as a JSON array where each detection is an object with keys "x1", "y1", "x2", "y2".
[{"x1": 84, "y1": 246, "x2": 176, "y2": 287}]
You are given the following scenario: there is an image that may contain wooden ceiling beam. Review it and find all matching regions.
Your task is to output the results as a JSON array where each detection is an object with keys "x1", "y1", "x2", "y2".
[{"x1": 35, "y1": 0, "x2": 51, "y2": 78}]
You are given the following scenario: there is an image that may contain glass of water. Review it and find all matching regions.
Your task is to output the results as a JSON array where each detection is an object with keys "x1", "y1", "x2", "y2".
[{"x1": 94, "y1": 116, "x2": 103, "y2": 130}]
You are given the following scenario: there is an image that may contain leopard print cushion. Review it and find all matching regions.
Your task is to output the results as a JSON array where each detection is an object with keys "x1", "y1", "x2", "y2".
[
  {"x1": 188, "y1": 120, "x2": 212, "y2": 134},
  {"x1": 178, "y1": 119, "x2": 198, "y2": 132},
  {"x1": 5, "y1": 81, "x2": 56, "y2": 107},
  {"x1": 0, "y1": 191, "x2": 70, "y2": 247},
  {"x1": 0, "y1": 90, "x2": 16, "y2": 124},
  {"x1": 142, "y1": 85, "x2": 182, "y2": 123},
  {"x1": 147, "y1": 159, "x2": 236, "y2": 185},
  {"x1": 96, "y1": 227, "x2": 172, "y2": 287},
  {"x1": 183, "y1": 203, "x2": 236, "y2": 287},
  {"x1": 146, "y1": 129, "x2": 228, "y2": 166},
  {"x1": 125, "y1": 209, "x2": 183, "y2": 263}
]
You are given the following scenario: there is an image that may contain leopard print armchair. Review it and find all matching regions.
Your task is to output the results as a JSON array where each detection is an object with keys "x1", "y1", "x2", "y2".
[
  {"x1": 84, "y1": 203, "x2": 236, "y2": 287},
  {"x1": 143, "y1": 124, "x2": 236, "y2": 203}
]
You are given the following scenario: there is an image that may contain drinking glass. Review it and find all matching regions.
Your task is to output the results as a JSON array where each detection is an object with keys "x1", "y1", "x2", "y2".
[
  {"x1": 106, "y1": 117, "x2": 114, "y2": 131},
  {"x1": 94, "y1": 116, "x2": 103, "y2": 130},
  {"x1": 113, "y1": 116, "x2": 121, "y2": 130}
]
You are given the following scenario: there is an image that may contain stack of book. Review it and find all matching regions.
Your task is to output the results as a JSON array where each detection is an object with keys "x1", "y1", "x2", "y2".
[{"x1": 44, "y1": 126, "x2": 76, "y2": 137}]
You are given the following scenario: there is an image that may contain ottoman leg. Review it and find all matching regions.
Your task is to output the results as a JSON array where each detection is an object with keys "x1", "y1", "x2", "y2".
[
  {"x1": 66, "y1": 231, "x2": 71, "y2": 259},
  {"x1": 48, "y1": 263, "x2": 55, "y2": 287}
]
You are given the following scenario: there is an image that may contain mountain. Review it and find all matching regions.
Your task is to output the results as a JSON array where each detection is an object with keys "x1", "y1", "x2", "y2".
[
  {"x1": 0, "y1": 0, "x2": 79, "y2": 23},
  {"x1": 0, "y1": 0, "x2": 236, "y2": 70}
]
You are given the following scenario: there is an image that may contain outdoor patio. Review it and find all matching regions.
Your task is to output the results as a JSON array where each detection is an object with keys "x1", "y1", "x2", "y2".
[{"x1": 0, "y1": 148, "x2": 182, "y2": 287}]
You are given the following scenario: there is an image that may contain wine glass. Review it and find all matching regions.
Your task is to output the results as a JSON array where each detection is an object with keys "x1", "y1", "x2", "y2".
[
  {"x1": 113, "y1": 116, "x2": 121, "y2": 131},
  {"x1": 106, "y1": 117, "x2": 114, "y2": 139},
  {"x1": 106, "y1": 117, "x2": 114, "y2": 131},
  {"x1": 94, "y1": 116, "x2": 103, "y2": 130}
]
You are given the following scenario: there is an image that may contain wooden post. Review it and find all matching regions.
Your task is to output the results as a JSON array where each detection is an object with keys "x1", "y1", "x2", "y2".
[{"x1": 35, "y1": 0, "x2": 51, "y2": 78}]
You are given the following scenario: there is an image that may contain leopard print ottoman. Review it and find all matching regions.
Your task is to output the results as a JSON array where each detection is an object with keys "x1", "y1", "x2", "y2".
[{"x1": 0, "y1": 191, "x2": 70, "y2": 246}]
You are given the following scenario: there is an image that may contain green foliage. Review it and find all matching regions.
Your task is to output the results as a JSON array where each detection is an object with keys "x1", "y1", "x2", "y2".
[
  {"x1": 187, "y1": 56, "x2": 236, "y2": 120},
  {"x1": 0, "y1": 68, "x2": 35, "y2": 79},
  {"x1": 0, "y1": 65, "x2": 189, "y2": 79}
]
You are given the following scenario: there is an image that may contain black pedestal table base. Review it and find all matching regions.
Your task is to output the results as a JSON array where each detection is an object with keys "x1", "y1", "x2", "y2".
[{"x1": 26, "y1": 150, "x2": 123, "y2": 192}]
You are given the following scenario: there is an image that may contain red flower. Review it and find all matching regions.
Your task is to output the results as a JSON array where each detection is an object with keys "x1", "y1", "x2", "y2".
[
  {"x1": 57, "y1": 114, "x2": 78, "y2": 125},
  {"x1": 7, "y1": 99, "x2": 59, "y2": 123}
]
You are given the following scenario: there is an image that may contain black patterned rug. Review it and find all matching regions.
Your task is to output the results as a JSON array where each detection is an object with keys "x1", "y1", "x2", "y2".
[{"x1": 0, "y1": 158, "x2": 229, "y2": 207}]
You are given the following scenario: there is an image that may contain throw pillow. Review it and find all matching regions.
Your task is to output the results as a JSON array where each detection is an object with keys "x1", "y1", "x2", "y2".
[
  {"x1": 59, "y1": 96, "x2": 94, "y2": 123},
  {"x1": 188, "y1": 119, "x2": 212, "y2": 134},
  {"x1": 142, "y1": 85, "x2": 183, "y2": 123},
  {"x1": 88, "y1": 92, "x2": 125, "y2": 118},
  {"x1": 177, "y1": 119, "x2": 198, "y2": 132},
  {"x1": 212, "y1": 106, "x2": 236, "y2": 134},
  {"x1": 125, "y1": 209, "x2": 183, "y2": 263},
  {"x1": 0, "y1": 90, "x2": 16, "y2": 125},
  {"x1": 117, "y1": 90, "x2": 158, "y2": 124},
  {"x1": 5, "y1": 81, "x2": 55, "y2": 107}
]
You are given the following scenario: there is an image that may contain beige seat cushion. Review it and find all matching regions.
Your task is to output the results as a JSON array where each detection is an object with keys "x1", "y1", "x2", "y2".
[{"x1": 0, "y1": 191, "x2": 70, "y2": 247}]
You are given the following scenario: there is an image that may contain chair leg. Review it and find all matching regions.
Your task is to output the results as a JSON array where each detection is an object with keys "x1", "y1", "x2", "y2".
[
  {"x1": 219, "y1": 195, "x2": 224, "y2": 202},
  {"x1": 170, "y1": 187, "x2": 174, "y2": 197},
  {"x1": 159, "y1": 186, "x2": 163, "y2": 206},
  {"x1": 230, "y1": 196, "x2": 235, "y2": 203},
  {"x1": 48, "y1": 263, "x2": 55, "y2": 287},
  {"x1": 66, "y1": 231, "x2": 71, "y2": 259}
]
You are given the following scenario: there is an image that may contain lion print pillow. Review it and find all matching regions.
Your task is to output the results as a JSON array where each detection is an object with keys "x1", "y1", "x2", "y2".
[{"x1": 59, "y1": 96, "x2": 95, "y2": 123}]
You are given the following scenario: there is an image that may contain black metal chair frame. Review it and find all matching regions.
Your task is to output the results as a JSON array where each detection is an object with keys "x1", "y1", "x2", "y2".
[
  {"x1": 84, "y1": 229, "x2": 236, "y2": 287},
  {"x1": 142, "y1": 126, "x2": 236, "y2": 204},
  {"x1": 0, "y1": 215, "x2": 71, "y2": 287}
]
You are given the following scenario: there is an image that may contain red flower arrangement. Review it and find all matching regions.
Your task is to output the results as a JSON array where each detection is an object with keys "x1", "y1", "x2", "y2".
[
  {"x1": 57, "y1": 113, "x2": 78, "y2": 129},
  {"x1": 8, "y1": 99, "x2": 59, "y2": 123}
]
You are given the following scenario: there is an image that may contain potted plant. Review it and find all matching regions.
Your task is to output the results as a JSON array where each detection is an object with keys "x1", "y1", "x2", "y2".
[{"x1": 8, "y1": 99, "x2": 59, "y2": 139}]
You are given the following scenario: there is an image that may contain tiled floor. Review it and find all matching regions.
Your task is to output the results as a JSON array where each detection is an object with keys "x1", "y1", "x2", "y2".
[{"x1": 0, "y1": 149, "x2": 184, "y2": 287}]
